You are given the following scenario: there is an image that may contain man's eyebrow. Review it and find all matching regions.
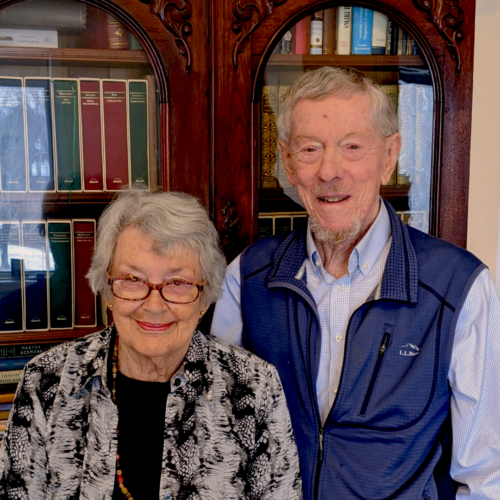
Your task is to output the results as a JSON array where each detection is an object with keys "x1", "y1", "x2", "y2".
[{"x1": 292, "y1": 134, "x2": 322, "y2": 142}]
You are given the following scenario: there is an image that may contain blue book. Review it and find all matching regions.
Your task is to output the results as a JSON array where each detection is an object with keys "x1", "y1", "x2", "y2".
[
  {"x1": 0, "y1": 222, "x2": 23, "y2": 332},
  {"x1": 48, "y1": 221, "x2": 73, "y2": 329},
  {"x1": 352, "y1": 7, "x2": 373, "y2": 55},
  {"x1": 0, "y1": 403, "x2": 12, "y2": 411},
  {"x1": 25, "y1": 78, "x2": 55, "y2": 192},
  {"x1": 0, "y1": 77, "x2": 27, "y2": 192},
  {"x1": 22, "y1": 221, "x2": 49, "y2": 331},
  {"x1": 0, "y1": 357, "x2": 32, "y2": 371}
]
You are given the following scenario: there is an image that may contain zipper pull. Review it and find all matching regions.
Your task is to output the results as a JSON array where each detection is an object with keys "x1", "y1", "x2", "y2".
[
  {"x1": 379, "y1": 332, "x2": 390, "y2": 355},
  {"x1": 318, "y1": 427, "x2": 324, "y2": 462}
]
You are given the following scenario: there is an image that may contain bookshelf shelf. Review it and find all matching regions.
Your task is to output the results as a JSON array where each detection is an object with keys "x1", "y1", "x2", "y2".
[
  {"x1": 0, "y1": 192, "x2": 117, "y2": 204},
  {"x1": 266, "y1": 54, "x2": 425, "y2": 69},
  {"x1": 0, "y1": 327, "x2": 102, "y2": 346},
  {"x1": 0, "y1": 47, "x2": 149, "y2": 65}
]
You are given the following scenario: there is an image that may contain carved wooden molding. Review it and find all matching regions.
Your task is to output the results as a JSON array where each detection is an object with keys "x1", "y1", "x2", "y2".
[
  {"x1": 141, "y1": 0, "x2": 193, "y2": 73},
  {"x1": 232, "y1": 0, "x2": 287, "y2": 69},
  {"x1": 220, "y1": 201, "x2": 242, "y2": 256},
  {"x1": 413, "y1": 0, "x2": 464, "y2": 76}
]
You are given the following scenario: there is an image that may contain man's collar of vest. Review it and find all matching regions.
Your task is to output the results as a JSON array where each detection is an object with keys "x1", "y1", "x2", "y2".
[{"x1": 267, "y1": 199, "x2": 418, "y2": 304}]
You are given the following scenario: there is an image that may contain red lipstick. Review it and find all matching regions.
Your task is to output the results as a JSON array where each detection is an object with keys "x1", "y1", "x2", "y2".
[{"x1": 136, "y1": 321, "x2": 172, "y2": 332}]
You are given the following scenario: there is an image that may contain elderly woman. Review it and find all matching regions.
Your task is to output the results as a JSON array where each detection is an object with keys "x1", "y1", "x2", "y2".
[{"x1": 0, "y1": 190, "x2": 301, "y2": 500}]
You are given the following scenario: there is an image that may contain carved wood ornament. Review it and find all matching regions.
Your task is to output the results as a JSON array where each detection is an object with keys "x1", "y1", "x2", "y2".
[
  {"x1": 232, "y1": 0, "x2": 287, "y2": 69},
  {"x1": 220, "y1": 201, "x2": 243, "y2": 260},
  {"x1": 413, "y1": 0, "x2": 464, "y2": 76},
  {"x1": 141, "y1": 0, "x2": 193, "y2": 73}
]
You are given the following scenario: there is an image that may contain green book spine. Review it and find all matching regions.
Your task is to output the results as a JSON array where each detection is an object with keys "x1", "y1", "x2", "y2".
[
  {"x1": 128, "y1": 81, "x2": 149, "y2": 188},
  {"x1": 257, "y1": 217, "x2": 274, "y2": 239},
  {"x1": 48, "y1": 221, "x2": 73, "y2": 329},
  {"x1": 53, "y1": 79, "x2": 81, "y2": 191}
]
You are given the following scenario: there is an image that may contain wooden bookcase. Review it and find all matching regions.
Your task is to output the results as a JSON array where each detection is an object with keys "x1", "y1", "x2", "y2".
[
  {"x1": 0, "y1": 0, "x2": 475, "y2": 350},
  {"x1": 211, "y1": 0, "x2": 475, "y2": 260}
]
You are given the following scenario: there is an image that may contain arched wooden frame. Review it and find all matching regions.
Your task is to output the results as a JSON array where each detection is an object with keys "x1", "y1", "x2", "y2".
[
  {"x1": 252, "y1": 2, "x2": 443, "y2": 239},
  {"x1": 213, "y1": 0, "x2": 474, "y2": 250}
]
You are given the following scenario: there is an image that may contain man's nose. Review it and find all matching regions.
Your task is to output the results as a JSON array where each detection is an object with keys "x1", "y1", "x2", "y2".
[{"x1": 317, "y1": 147, "x2": 343, "y2": 182}]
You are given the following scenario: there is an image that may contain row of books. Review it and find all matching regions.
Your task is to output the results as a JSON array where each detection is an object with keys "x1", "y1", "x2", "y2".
[
  {"x1": 277, "y1": 7, "x2": 418, "y2": 57},
  {"x1": 258, "y1": 213, "x2": 307, "y2": 239},
  {"x1": 0, "y1": 76, "x2": 156, "y2": 194},
  {"x1": 258, "y1": 210, "x2": 429, "y2": 239},
  {"x1": 0, "y1": 343, "x2": 65, "y2": 400},
  {"x1": 0, "y1": 219, "x2": 97, "y2": 333},
  {"x1": 0, "y1": 393, "x2": 12, "y2": 441}
]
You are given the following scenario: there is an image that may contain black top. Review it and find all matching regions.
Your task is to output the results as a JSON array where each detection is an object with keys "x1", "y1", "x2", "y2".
[{"x1": 111, "y1": 370, "x2": 170, "y2": 500}]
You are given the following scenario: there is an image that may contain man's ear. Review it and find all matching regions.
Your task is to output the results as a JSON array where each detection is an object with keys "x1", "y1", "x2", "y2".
[
  {"x1": 381, "y1": 133, "x2": 401, "y2": 186},
  {"x1": 278, "y1": 140, "x2": 296, "y2": 186}
]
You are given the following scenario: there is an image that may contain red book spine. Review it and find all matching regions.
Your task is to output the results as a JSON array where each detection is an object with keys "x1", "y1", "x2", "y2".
[
  {"x1": 80, "y1": 80, "x2": 104, "y2": 191},
  {"x1": 73, "y1": 220, "x2": 96, "y2": 327},
  {"x1": 294, "y1": 18, "x2": 308, "y2": 55},
  {"x1": 102, "y1": 80, "x2": 129, "y2": 191}
]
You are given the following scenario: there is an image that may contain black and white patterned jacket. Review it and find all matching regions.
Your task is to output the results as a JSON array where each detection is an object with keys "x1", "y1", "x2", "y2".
[{"x1": 0, "y1": 326, "x2": 302, "y2": 499}]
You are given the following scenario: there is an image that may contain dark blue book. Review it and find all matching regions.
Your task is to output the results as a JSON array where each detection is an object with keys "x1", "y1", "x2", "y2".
[
  {"x1": 390, "y1": 21, "x2": 399, "y2": 55},
  {"x1": 0, "y1": 342, "x2": 60, "y2": 359},
  {"x1": 0, "y1": 357, "x2": 32, "y2": 371},
  {"x1": 25, "y1": 78, "x2": 55, "y2": 192},
  {"x1": 48, "y1": 221, "x2": 73, "y2": 329},
  {"x1": 22, "y1": 221, "x2": 49, "y2": 331},
  {"x1": 0, "y1": 77, "x2": 27, "y2": 192},
  {"x1": 0, "y1": 222, "x2": 23, "y2": 332},
  {"x1": 351, "y1": 7, "x2": 373, "y2": 55}
]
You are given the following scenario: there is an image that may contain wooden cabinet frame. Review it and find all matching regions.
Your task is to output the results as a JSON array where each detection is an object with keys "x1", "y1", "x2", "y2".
[
  {"x1": 0, "y1": 0, "x2": 475, "y2": 345},
  {"x1": 212, "y1": 0, "x2": 475, "y2": 253}
]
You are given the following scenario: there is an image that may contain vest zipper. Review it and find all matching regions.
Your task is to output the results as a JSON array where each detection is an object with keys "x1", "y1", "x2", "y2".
[
  {"x1": 307, "y1": 312, "x2": 324, "y2": 500},
  {"x1": 359, "y1": 332, "x2": 391, "y2": 415},
  {"x1": 318, "y1": 426, "x2": 324, "y2": 461}
]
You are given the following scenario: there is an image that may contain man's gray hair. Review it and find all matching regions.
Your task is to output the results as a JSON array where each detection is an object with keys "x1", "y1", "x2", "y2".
[
  {"x1": 277, "y1": 66, "x2": 398, "y2": 143},
  {"x1": 87, "y1": 190, "x2": 227, "y2": 307}
]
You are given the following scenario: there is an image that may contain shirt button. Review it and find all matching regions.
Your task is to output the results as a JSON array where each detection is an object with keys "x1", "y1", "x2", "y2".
[
  {"x1": 174, "y1": 378, "x2": 181, "y2": 386},
  {"x1": 335, "y1": 335, "x2": 343, "y2": 342},
  {"x1": 334, "y1": 388, "x2": 338, "y2": 394},
  {"x1": 337, "y1": 284, "x2": 344, "y2": 291},
  {"x1": 167, "y1": 437, "x2": 175, "y2": 444},
  {"x1": 363, "y1": 262, "x2": 369, "y2": 270},
  {"x1": 314, "y1": 256, "x2": 321, "y2": 267},
  {"x1": 164, "y1": 495, "x2": 173, "y2": 500}
]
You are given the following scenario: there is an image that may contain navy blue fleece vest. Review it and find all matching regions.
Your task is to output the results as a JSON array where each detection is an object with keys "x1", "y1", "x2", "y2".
[{"x1": 240, "y1": 202, "x2": 484, "y2": 500}]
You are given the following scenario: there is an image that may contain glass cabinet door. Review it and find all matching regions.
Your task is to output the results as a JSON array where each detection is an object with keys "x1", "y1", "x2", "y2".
[
  {"x1": 0, "y1": 0, "x2": 160, "y2": 345},
  {"x1": 258, "y1": 5, "x2": 434, "y2": 237}
]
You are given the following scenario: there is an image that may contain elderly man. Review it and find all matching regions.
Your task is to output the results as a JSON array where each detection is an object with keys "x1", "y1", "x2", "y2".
[{"x1": 211, "y1": 66, "x2": 500, "y2": 499}]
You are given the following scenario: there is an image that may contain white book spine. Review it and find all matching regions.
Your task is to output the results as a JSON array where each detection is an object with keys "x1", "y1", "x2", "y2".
[
  {"x1": 372, "y1": 12, "x2": 388, "y2": 55},
  {"x1": 310, "y1": 20, "x2": 323, "y2": 55},
  {"x1": 336, "y1": 6, "x2": 352, "y2": 55},
  {"x1": 0, "y1": 28, "x2": 57, "y2": 48}
]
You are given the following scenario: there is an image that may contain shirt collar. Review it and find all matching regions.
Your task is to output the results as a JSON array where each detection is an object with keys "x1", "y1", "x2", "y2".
[{"x1": 306, "y1": 199, "x2": 392, "y2": 278}]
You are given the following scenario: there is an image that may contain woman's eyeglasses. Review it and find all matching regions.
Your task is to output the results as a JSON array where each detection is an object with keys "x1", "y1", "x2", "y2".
[{"x1": 107, "y1": 276, "x2": 206, "y2": 304}]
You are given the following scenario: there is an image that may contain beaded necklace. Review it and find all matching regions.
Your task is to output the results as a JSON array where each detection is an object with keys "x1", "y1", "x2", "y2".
[{"x1": 111, "y1": 335, "x2": 135, "y2": 500}]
